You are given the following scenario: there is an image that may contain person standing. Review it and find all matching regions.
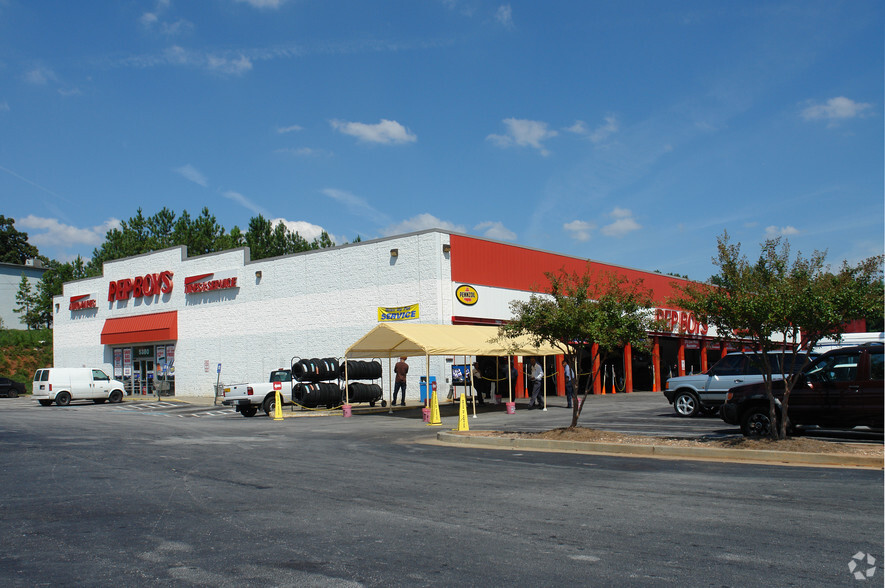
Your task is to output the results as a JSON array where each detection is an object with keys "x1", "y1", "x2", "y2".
[
  {"x1": 528, "y1": 357, "x2": 544, "y2": 409},
  {"x1": 393, "y1": 356, "x2": 408, "y2": 406},
  {"x1": 563, "y1": 359, "x2": 574, "y2": 408},
  {"x1": 471, "y1": 362, "x2": 486, "y2": 405}
]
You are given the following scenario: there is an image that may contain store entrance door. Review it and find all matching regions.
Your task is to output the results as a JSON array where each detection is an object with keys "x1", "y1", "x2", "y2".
[{"x1": 137, "y1": 360, "x2": 154, "y2": 395}]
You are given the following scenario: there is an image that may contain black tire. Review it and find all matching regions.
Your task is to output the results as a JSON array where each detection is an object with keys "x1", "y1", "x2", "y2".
[
  {"x1": 241, "y1": 405, "x2": 258, "y2": 417},
  {"x1": 109, "y1": 390, "x2": 123, "y2": 404},
  {"x1": 262, "y1": 395, "x2": 275, "y2": 417},
  {"x1": 38, "y1": 399, "x2": 53, "y2": 407},
  {"x1": 93, "y1": 398, "x2": 106, "y2": 404},
  {"x1": 55, "y1": 392, "x2": 71, "y2": 407},
  {"x1": 673, "y1": 391, "x2": 700, "y2": 417},
  {"x1": 741, "y1": 406, "x2": 775, "y2": 437},
  {"x1": 381, "y1": 399, "x2": 387, "y2": 408}
]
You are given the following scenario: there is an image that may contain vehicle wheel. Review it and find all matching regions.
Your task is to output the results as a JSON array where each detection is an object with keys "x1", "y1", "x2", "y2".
[
  {"x1": 381, "y1": 400, "x2": 387, "y2": 408},
  {"x1": 93, "y1": 398, "x2": 106, "y2": 404},
  {"x1": 262, "y1": 396, "x2": 275, "y2": 417},
  {"x1": 673, "y1": 391, "x2": 700, "y2": 417},
  {"x1": 38, "y1": 399, "x2": 53, "y2": 407},
  {"x1": 741, "y1": 406, "x2": 775, "y2": 437},
  {"x1": 109, "y1": 390, "x2": 123, "y2": 404},
  {"x1": 240, "y1": 405, "x2": 258, "y2": 417},
  {"x1": 369, "y1": 401, "x2": 376, "y2": 407},
  {"x1": 55, "y1": 392, "x2": 71, "y2": 407}
]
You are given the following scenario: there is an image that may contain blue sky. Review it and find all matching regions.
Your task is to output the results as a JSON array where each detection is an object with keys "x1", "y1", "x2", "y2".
[{"x1": 1, "y1": 0, "x2": 882, "y2": 280}]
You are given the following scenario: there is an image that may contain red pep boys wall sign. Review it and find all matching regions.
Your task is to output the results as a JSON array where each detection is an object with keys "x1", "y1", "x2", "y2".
[
  {"x1": 108, "y1": 271, "x2": 174, "y2": 301},
  {"x1": 654, "y1": 308, "x2": 709, "y2": 336}
]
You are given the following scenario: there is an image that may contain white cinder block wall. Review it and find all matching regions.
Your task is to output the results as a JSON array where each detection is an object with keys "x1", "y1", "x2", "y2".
[{"x1": 53, "y1": 231, "x2": 454, "y2": 398}]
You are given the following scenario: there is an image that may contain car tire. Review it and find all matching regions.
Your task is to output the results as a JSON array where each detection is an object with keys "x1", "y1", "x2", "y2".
[
  {"x1": 55, "y1": 392, "x2": 71, "y2": 407},
  {"x1": 262, "y1": 396, "x2": 275, "y2": 417},
  {"x1": 673, "y1": 391, "x2": 700, "y2": 417},
  {"x1": 109, "y1": 390, "x2": 123, "y2": 404},
  {"x1": 741, "y1": 406, "x2": 775, "y2": 437},
  {"x1": 38, "y1": 399, "x2": 53, "y2": 407},
  {"x1": 241, "y1": 405, "x2": 258, "y2": 417}
]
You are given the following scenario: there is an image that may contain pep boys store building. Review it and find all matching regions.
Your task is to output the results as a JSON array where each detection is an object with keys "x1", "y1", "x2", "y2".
[{"x1": 53, "y1": 229, "x2": 732, "y2": 400}]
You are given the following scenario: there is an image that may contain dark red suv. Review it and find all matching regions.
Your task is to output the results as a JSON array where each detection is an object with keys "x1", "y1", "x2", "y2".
[{"x1": 720, "y1": 344, "x2": 884, "y2": 436}]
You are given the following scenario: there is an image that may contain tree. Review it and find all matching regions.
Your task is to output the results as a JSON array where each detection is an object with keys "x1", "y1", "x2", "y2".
[
  {"x1": 14, "y1": 274, "x2": 41, "y2": 330},
  {"x1": 0, "y1": 216, "x2": 39, "y2": 264},
  {"x1": 33, "y1": 257, "x2": 89, "y2": 328},
  {"x1": 499, "y1": 266, "x2": 666, "y2": 428},
  {"x1": 671, "y1": 231, "x2": 883, "y2": 440}
]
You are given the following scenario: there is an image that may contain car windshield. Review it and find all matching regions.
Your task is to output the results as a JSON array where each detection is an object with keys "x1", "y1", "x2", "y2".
[
  {"x1": 806, "y1": 352, "x2": 859, "y2": 383},
  {"x1": 270, "y1": 370, "x2": 291, "y2": 382}
]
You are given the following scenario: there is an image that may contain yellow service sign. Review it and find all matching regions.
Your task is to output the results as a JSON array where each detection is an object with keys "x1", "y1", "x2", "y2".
[
  {"x1": 378, "y1": 303, "x2": 419, "y2": 322},
  {"x1": 455, "y1": 285, "x2": 478, "y2": 306}
]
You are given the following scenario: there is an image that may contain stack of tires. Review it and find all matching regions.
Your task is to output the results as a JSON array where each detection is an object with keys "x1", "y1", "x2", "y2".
[
  {"x1": 340, "y1": 360, "x2": 384, "y2": 407},
  {"x1": 292, "y1": 357, "x2": 343, "y2": 409}
]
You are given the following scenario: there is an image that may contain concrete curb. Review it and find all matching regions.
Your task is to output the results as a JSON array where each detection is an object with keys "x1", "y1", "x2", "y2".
[{"x1": 436, "y1": 431, "x2": 883, "y2": 469}]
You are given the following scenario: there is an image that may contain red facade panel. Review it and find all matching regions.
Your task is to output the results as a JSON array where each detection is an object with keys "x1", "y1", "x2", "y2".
[
  {"x1": 449, "y1": 234, "x2": 689, "y2": 305},
  {"x1": 100, "y1": 311, "x2": 178, "y2": 345}
]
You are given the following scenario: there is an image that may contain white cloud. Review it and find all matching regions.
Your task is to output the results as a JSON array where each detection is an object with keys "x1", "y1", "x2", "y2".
[
  {"x1": 495, "y1": 4, "x2": 514, "y2": 29},
  {"x1": 801, "y1": 97, "x2": 873, "y2": 122},
  {"x1": 566, "y1": 120, "x2": 587, "y2": 134},
  {"x1": 322, "y1": 188, "x2": 389, "y2": 224},
  {"x1": 276, "y1": 124, "x2": 303, "y2": 134},
  {"x1": 17, "y1": 215, "x2": 119, "y2": 249},
  {"x1": 589, "y1": 115, "x2": 619, "y2": 143},
  {"x1": 207, "y1": 54, "x2": 252, "y2": 75},
  {"x1": 236, "y1": 0, "x2": 287, "y2": 8},
  {"x1": 174, "y1": 164, "x2": 208, "y2": 187},
  {"x1": 270, "y1": 217, "x2": 326, "y2": 242},
  {"x1": 25, "y1": 67, "x2": 57, "y2": 85},
  {"x1": 330, "y1": 119, "x2": 417, "y2": 145},
  {"x1": 474, "y1": 221, "x2": 516, "y2": 241},
  {"x1": 275, "y1": 147, "x2": 331, "y2": 157},
  {"x1": 764, "y1": 225, "x2": 800, "y2": 238},
  {"x1": 381, "y1": 213, "x2": 466, "y2": 236},
  {"x1": 223, "y1": 190, "x2": 269, "y2": 216},
  {"x1": 487, "y1": 118, "x2": 558, "y2": 156},
  {"x1": 563, "y1": 220, "x2": 595, "y2": 242},
  {"x1": 600, "y1": 207, "x2": 641, "y2": 237}
]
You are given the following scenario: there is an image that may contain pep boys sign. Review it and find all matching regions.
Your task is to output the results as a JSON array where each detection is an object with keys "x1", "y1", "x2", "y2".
[
  {"x1": 654, "y1": 308, "x2": 708, "y2": 336},
  {"x1": 108, "y1": 271, "x2": 174, "y2": 301}
]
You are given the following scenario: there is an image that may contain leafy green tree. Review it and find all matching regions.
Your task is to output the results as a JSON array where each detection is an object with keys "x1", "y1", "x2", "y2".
[
  {"x1": 0, "y1": 216, "x2": 39, "y2": 264},
  {"x1": 499, "y1": 266, "x2": 666, "y2": 428},
  {"x1": 671, "y1": 231, "x2": 884, "y2": 440},
  {"x1": 14, "y1": 274, "x2": 41, "y2": 330},
  {"x1": 34, "y1": 257, "x2": 89, "y2": 328}
]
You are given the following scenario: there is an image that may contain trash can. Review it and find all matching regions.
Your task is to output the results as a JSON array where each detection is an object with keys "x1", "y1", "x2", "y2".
[{"x1": 419, "y1": 376, "x2": 437, "y2": 402}]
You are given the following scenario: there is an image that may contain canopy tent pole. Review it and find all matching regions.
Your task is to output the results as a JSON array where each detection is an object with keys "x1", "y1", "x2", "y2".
[
  {"x1": 470, "y1": 355, "x2": 477, "y2": 419},
  {"x1": 542, "y1": 358, "x2": 548, "y2": 411},
  {"x1": 507, "y1": 355, "x2": 513, "y2": 403},
  {"x1": 388, "y1": 357, "x2": 394, "y2": 414}
]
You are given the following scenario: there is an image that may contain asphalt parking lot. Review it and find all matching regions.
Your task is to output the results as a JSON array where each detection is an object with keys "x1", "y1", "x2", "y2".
[{"x1": 1, "y1": 392, "x2": 882, "y2": 586}]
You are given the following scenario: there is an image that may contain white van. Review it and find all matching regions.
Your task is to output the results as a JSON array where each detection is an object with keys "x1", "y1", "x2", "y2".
[{"x1": 32, "y1": 368, "x2": 126, "y2": 406}]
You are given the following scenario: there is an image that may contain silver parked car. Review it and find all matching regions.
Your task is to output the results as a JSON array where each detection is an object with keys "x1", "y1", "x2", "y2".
[{"x1": 663, "y1": 351, "x2": 815, "y2": 417}]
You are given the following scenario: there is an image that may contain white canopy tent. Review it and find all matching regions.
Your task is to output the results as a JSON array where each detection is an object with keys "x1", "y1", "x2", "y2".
[{"x1": 344, "y1": 323, "x2": 561, "y2": 413}]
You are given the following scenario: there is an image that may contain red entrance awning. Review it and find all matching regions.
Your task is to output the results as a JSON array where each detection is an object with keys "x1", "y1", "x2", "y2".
[{"x1": 101, "y1": 311, "x2": 178, "y2": 345}]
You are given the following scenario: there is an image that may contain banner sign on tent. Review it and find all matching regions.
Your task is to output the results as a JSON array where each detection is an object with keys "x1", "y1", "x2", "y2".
[{"x1": 378, "y1": 303, "x2": 419, "y2": 322}]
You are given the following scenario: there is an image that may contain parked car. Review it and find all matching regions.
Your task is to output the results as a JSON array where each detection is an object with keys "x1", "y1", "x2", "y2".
[
  {"x1": 664, "y1": 351, "x2": 816, "y2": 417},
  {"x1": 720, "y1": 344, "x2": 884, "y2": 436},
  {"x1": 32, "y1": 367, "x2": 127, "y2": 406},
  {"x1": 0, "y1": 376, "x2": 26, "y2": 398}
]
